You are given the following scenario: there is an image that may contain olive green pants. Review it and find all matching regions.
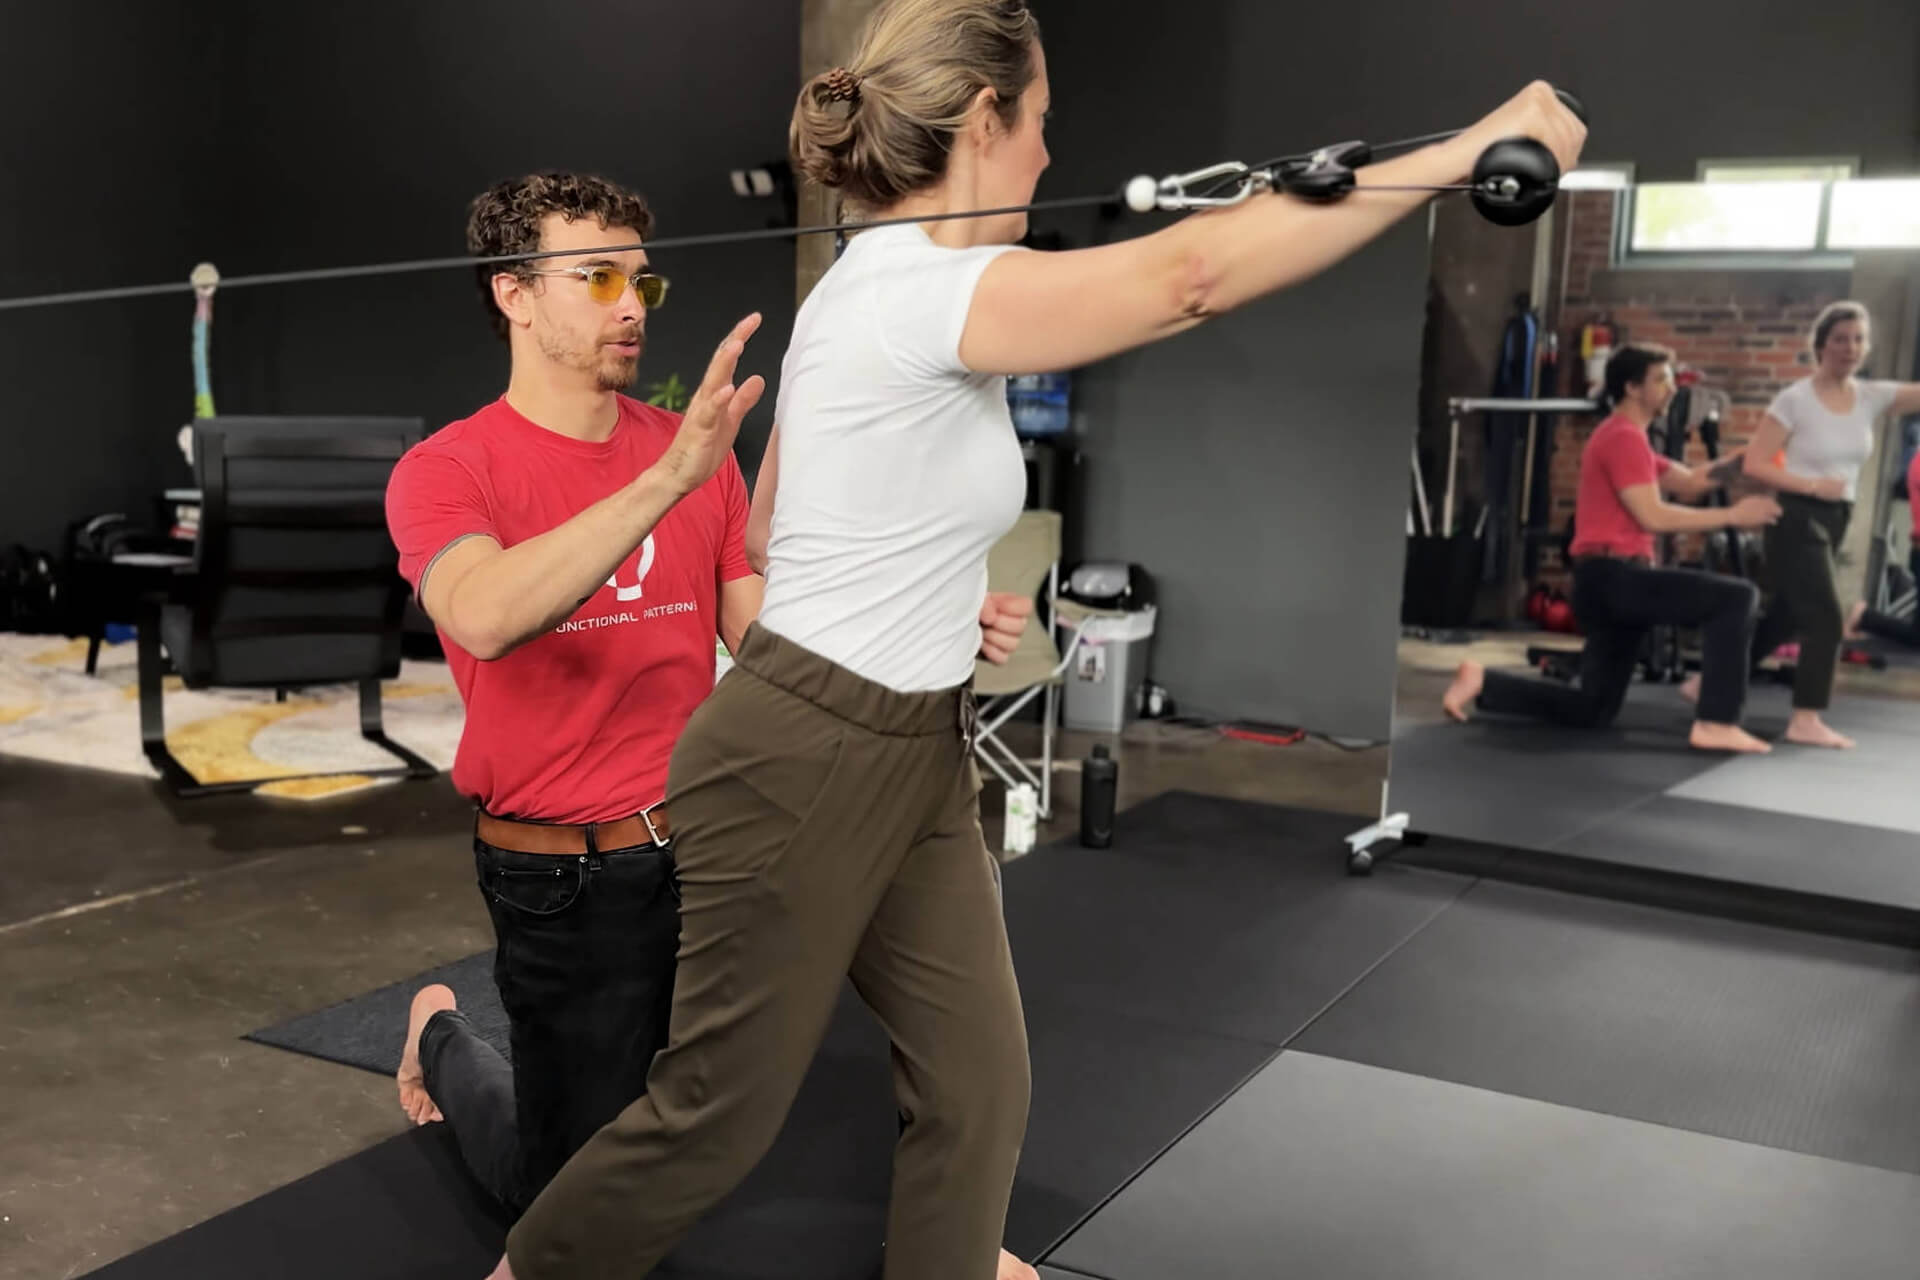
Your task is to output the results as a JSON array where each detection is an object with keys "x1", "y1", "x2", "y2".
[
  {"x1": 1751, "y1": 493, "x2": 1853, "y2": 711},
  {"x1": 506, "y1": 623, "x2": 1031, "y2": 1280}
]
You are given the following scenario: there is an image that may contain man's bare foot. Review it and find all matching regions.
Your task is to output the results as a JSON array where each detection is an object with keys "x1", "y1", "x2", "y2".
[
  {"x1": 1689, "y1": 721, "x2": 1771, "y2": 754},
  {"x1": 997, "y1": 1249, "x2": 1038, "y2": 1280},
  {"x1": 1845, "y1": 600, "x2": 1868, "y2": 641},
  {"x1": 1783, "y1": 710, "x2": 1854, "y2": 749},
  {"x1": 1676, "y1": 674, "x2": 1701, "y2": 705},
  {"x1": 398, "y1": 983, "x2": 456, "y2": 1125},
  {"x1": 1443, "y1": 660, "x2": 1484, "y2": 723}
]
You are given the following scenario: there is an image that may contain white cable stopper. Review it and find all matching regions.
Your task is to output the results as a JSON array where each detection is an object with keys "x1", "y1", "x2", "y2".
[
  {"x1": 1124, "y1": 175, "x2": 1160, "y2": 214},
  {"x1": 190, "y1": 261, "x2": 221, "y2": 295}
]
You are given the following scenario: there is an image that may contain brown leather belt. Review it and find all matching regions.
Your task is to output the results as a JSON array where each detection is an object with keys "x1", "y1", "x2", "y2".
[{"x1": 476, "y1": 805, "x2": 672, "y2": 856}]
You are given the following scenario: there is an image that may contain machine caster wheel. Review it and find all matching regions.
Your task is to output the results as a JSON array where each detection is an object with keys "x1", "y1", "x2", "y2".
[{"x1": 1343, "y1": 813, "x2": 1405, "y2": 878}]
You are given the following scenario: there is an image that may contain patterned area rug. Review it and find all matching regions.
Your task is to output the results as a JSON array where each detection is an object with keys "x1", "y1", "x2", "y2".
[{"x1": 0, "y1": 632, "x2": 465, "y2": 799}]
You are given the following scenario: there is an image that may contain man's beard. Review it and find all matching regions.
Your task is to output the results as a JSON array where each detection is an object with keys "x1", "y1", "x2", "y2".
[
  {"x1": 539, "y1": 328, "x2": 644, "y2": 390},
  {"x1": 596, "y1": 347, "x2": 641, "y2": 391}
]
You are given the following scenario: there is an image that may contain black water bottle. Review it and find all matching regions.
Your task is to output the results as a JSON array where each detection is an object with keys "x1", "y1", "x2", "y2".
[{"x1": 1080, "y1": 745, "x2": 1117, "y2": 848}]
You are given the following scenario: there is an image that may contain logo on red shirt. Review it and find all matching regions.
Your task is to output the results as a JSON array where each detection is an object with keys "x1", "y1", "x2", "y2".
[
  {"x1": 606, "y1": 533, "x2": 657, "y2": 602},
  {"x1": 553, "y1": 533, "x2": 694, "y2": 634}
]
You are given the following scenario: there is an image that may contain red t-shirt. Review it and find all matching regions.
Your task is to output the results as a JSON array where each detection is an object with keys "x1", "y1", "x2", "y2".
[
  {"x1": 1568, "y1": 414, "x2": 1673, "y2": 562},
  {"x1": 385, "y1": 395, "x2": 752, "y2": 824},
  {"x1": 1909, "y1": 448, "x2": 1920, "y2": 541}
]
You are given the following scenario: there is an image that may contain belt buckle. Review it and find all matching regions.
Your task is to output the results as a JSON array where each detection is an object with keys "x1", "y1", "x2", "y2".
[
  {"x1": 959, "y1": 691, "x2": 978, "y2": 752},
  {"x1": 639, "y1": 803, "x2": 665, "y2": 847}
]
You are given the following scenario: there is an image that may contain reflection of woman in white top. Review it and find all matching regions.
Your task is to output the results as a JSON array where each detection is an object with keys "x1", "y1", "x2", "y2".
[{"x1": 1743, "y1": 302, "x2": 1920, "y2": 748}]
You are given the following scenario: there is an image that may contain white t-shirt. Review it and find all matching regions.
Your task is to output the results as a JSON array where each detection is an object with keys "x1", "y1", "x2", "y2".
[
  {"x1": 1766, "y1": 376, "x2": 1901, "y2": 501},
  {"x1": 755, "y1": 224, "x2": 1029, "y2": 692}
]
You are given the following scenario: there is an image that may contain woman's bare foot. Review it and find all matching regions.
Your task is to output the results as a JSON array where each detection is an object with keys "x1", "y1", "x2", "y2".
[
  {"x1": 1443, "y1": 660, "x2": 1484, "y2": 723},
  {"x1": 398, "y1": 984, "x2": 457, "y2": 1125},
  {"x1": 997, "y1": 1249, "x2": 1039, "y2": 1280},
  {"x1": 1689, "y1": 721, "x2": 1771, "y2": 754},
  {"x1": 1845, "y1": 600, "x2": 1868, "y2": 641},
  {"x1": 1783, "y1": 710, "x2": 1854, "y2": 749},
  {"x1": 1676, "y1": 674, "x2": 1700, "y2": 705}
]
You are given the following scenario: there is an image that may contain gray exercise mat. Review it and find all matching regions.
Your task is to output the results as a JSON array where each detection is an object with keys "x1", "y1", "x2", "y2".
[
  {"x1": 1667, "y1": 695, "x2": 1920, "y2": 834},
  {"x1": 1293, "y1": 879, "x2": 1920, "y2": 1173},
  {"x1": 1048, "y1": 1052, "x2": 1920, "y2": 1280}
]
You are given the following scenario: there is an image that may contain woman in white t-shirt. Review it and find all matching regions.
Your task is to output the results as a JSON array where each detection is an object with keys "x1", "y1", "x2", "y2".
[
  {"x1": 1743, "y1": 302, "x2": 1920, "y2": 748},
  {"x1": 493, "y1": 4, "x2": 1584, "y2": 1278}
]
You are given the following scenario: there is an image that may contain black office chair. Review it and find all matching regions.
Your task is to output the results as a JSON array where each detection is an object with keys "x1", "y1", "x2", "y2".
[{"x1": 136, "y1": 416, "x2": 437, "y2": 797}]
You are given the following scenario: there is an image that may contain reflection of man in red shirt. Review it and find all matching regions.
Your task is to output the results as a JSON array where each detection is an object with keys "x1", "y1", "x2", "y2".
[{"x1": 1444, "y1": 343, "x2": 1781, "y2": 753}]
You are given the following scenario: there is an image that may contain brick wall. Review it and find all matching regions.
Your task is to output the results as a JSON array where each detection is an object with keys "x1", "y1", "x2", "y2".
[{"x1": 1534, "y1": 191, "x2": 1850, "y2": 585}]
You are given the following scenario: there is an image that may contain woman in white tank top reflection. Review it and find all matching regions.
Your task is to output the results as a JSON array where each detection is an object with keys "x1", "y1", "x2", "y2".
[{"x1": 1742, "y1": 303, "x2": 1920, "y2": 748}]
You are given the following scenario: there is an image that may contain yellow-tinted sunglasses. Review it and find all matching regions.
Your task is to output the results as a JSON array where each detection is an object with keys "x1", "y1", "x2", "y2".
[{"x1": 524, "y1": 265, "x2": 669, "y2": 309}]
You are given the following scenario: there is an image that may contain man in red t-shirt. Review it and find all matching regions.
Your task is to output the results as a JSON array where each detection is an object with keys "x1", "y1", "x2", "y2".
[
  {"x1": 1444, "y1": 343, "x2": 1781, "y2": 753},
  {"x1": 381, "y1": 174, "x2": 1037, "y2": 1279},
  {"x1": 381, "y1": 171, "x2": 771, "y2": 1218}
]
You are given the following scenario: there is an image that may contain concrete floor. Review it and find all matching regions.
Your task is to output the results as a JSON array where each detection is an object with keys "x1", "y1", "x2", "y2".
[{"x1": 0, "y1": 718, "x2": 1383, "y2": 1280}]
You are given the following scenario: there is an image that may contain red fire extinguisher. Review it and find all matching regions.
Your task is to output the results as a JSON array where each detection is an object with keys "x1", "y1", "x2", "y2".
[{"x1": 1580, "y1": 318, "x2": 1614, "y2": 399}]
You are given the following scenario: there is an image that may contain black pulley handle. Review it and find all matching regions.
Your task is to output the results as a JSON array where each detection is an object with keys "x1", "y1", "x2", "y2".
[{"x1": 1254, "y1": 88, "x2": 1589, "y2": 227}]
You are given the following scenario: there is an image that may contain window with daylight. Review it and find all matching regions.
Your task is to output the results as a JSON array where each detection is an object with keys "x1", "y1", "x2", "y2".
[
  {"x1": 1619, "y1": 158, "x2": 1886, "y2": 261},
  {"x1": 1827, "y1": 179, "x2": 1920, "y2": 250}
]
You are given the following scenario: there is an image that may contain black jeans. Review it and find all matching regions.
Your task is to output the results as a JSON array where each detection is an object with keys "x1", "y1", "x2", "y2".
[
  {"x1": 419, "y1": 836, "x2": 681, "y2": 1212},
  {"x1": 1747, "y1": 494, "x2": 1852, "y2": 710},
  {"x1": 1479, "y1": 557, "x2": 1760, "y2": 727}
]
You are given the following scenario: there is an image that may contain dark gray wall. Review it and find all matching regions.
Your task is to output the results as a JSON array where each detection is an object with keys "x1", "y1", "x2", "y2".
[
  {"x1": 0, "y1": 2, "x2": 216, "y2": 553},
  {"x1": 0, "y1": 0, "x2": 798, "y2": 554},
  {"x1": 207, "y1": 0, "x2": 799, "y2": 485},
  {"x1": 1031, "y1": 0, "x2": 1920, "y2": 740}
]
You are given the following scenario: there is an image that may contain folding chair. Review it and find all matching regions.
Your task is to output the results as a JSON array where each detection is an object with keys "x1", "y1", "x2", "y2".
[{"x1": 972, "y1": 509, "x2": 1085, "y2": 820}]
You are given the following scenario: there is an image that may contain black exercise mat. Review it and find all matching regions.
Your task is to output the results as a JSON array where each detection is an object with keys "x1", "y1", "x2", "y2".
[
  {"x1": 1387, "y1": 685, "x2": 1736, "y2": 852},
  {"x1": 1389, "y1": 683, "x2": 1920, "y2": 908},
  {"x1": 245, "y1": 950, "x2": 507, "y2": 1073},
  {"x1": 1049, "y1": 1052, "x2": 1920, "y2": 1280},
  {"x1": 996, "y1": 792, "x2": 1474, "y2": 1046},
  {"x1": 83, "y1": 1124, "x2": 511, "y2": 1280},
  {"x1": 1007, "y1": 997, "x2": 1274, "y2": 1253},
  {"x1": 245, "y1": 792, "x2": 1469, "y2": 1069},
  {"x1": 1556, "y1": 794, "x2": 1920, "y2": 911},
  {"x1": 123, "y1": 791, "x2": 1458, "y2": 1280},
  {"x1": 1293, "y1": 879, "x2": 1920, "y2": 1173}
]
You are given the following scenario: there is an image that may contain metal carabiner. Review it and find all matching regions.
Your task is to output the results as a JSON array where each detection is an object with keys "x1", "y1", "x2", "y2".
[{"x1": 1125, "y1": 161, "x2": 1267, "y2": 213}]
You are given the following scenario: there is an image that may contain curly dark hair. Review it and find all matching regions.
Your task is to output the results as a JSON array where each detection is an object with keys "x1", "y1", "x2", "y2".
[
  {"x1": 466, "y1": 173, "x2": 655, "y2": 340},
  {"x1": 1603, "y1": 342, "x2": 1675, "y2": 405}
]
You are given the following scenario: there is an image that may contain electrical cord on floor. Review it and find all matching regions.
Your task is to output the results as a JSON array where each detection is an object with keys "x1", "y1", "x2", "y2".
[{"x1": 1153, "y1": 707, "x2": 1383, "y2": 753}]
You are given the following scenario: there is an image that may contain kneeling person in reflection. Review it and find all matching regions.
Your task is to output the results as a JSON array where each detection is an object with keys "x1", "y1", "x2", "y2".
[{"x1": 1444, "y1": 343, "x2": 1782, "y2": 753}]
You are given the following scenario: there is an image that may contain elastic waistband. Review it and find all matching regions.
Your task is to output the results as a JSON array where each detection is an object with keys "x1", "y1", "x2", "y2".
[
  {"x1": 1779, "y1": 492, "x2": 1852, "y2": 510},
  {"x1": 733, "y1": 623, "x2": 971, "y2": 738}
]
